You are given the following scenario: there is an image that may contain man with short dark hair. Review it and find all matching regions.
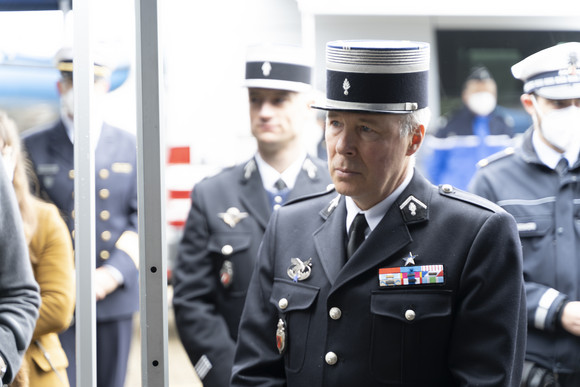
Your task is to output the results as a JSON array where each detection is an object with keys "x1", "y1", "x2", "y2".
[{"x1": 171, "y1": 43, "x2": 331, "y2": 387}]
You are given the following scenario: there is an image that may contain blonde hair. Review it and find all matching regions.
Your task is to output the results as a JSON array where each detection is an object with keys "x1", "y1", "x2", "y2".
[{"x1": 0, "y1": 111, "x2": 39, "y2": 263}]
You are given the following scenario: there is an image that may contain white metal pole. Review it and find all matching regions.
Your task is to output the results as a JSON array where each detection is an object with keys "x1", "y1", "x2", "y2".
[
  {"x1": 135, "y1": 0, "x2": 169, "y2": 385},
  {"x1": 72, "y1": 0, "x2": 97, "y2": 386}
]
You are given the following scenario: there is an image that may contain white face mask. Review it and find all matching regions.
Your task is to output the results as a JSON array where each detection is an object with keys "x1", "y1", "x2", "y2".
[
  {"x1": 532, "y1": 95, "x2": 580, "y2": 153},
  {"x1": 466, "y1": 91, "x2": 497, "y2": 116}
]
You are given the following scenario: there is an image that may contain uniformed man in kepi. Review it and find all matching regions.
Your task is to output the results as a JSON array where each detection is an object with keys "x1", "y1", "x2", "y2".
[
  {"x1": 171, "y1": 43, "x2": 332, "y2": 387},
  {"x1": 21, "y1": 46, "x2": 139, "y2": 387},
  {"x1": 231, "y1": 39, "x2": 526, "y2": 386},
  {"x1": 470, "y1": 42, "x2": 580, "y2": 387}
]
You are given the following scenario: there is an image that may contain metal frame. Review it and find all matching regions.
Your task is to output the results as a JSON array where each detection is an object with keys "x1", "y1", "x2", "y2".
[
  {"x1": 135, "y1": 0, "x2": 168, "y2": 386},
  {"x1": 71, "y1": 0, "x2": 168, "y2": 385}
]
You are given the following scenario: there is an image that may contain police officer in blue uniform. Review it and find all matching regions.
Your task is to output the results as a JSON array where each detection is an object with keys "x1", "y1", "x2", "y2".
[
  {"x1": 470, "y1": 42, "x2": 580, "y2": 387},
  {"x1": 231, "y1": 40, "x2": 527, "y2": 387},
  {"x1": 424, "y1": 66, "x2": 520, "y2": 190},
  {"x1": 171, "y1": 44, "x2": 332, "y2": 387},
  {"x1": 22, "y1": 47, "x2": 139, "y2": 387}
]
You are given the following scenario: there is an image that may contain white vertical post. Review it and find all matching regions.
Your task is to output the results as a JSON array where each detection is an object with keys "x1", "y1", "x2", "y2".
[
  {"x1": 72, "y1": 0, "x2": 97, "y2": 386},
  {"x1": 135, "y1": 0, "x2": 169, "y2": 386}
]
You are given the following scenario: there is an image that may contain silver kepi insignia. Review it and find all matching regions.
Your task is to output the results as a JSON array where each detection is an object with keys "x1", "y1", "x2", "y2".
[
  {"x1": 276, "y1": 318, "x2": 286, "y2": 354},
  {"x1": 218, "y1": 207, "x2": 249, "y2": 228},
  {"x1": 287, "y1": 258, "x2": 312, "y2": 282}
]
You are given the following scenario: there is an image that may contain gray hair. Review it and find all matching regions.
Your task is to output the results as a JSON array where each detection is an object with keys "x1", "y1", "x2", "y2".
[{"x1": 400, "y1": 107, "x2": 431, "y2": 137}]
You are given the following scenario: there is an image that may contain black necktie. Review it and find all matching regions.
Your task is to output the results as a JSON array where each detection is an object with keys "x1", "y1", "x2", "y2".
[
  {"x1": 556, "y1": 158, "x2": 569, "y2": 176},
  {"x1": 274, "y1": 178, "x2": 287, "y2": 191},
  {"x1": 346, "y1": 213, "x2": 368, "y2": 260}
]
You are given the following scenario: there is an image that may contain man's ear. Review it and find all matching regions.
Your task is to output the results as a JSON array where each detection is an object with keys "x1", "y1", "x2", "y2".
[
  {"x1": 407, "y1": 124, "x2": 425, "y2": 156},
  {"x1": 520, "y1": 94, "x2": 536, "y2": 116}
]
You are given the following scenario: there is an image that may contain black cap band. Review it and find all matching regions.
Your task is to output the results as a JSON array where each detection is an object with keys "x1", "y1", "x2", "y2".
[
  {"x1": 326, "y1": 70, "x2": 428, "y2": 110},
  {"x1": 245, "y1": 61, "x2": 312, "y2": 85}
]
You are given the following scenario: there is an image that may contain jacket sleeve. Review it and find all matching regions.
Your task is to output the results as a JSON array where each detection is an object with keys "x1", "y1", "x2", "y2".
[
  {"x1": 171, "y1": 186, "x2": 236, "y2": 386},
  {"x1": 30, "y1": 202, "x2": 75, "y2": 339},
  {"x1": 449, "y1": 210, "x2": 527, "y2": 386},
  {"x1": 231, "y1": 210, "x2": 286, "y2": 386},
  {"x1": 0, "y1": 157, "x2": 41, "y2": 384}
]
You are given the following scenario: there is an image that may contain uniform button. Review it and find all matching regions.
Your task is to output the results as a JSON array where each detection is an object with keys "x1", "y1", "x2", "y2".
[
  {"x1": 325, "y1": 352, "x2": 338, "y2": 365},
  {"x1": 441, "y1": 184, "x2": 453, "y2": 193},
  {"x1": 557, "y1": 227, "x2": 564, "y2": 235},
  {"x1": 99, "y1": 188, "x2": 110, "y2": 199},
  {"x1": 221, "y1": 245, "x2": 233, "y2": 255},
  {"x1": 273, "y1": 204, "x2": 281, "y2": 210},
  {"x1": 99, "y1": 169, "x2": 110, "y2": 179},
  {"x1": 71, "y1": 230, "x2": 75, "y2": 239},
  {"x1": 405, "y1": 309, "x2": 416, "y2": 321},
  {"x1": 274, "y1": 195, "x2": 283, "y2": 204},
  {"x1": 69, "y1": 169, "x2": 75, "y2": 179},
  {"x1": 100, "y1": 250, "x2": 110, "y2": 260},
  {"x1": 329, "y1": 307, "x2": 342, "y2": 320},
  {"x1": 278, "y1": 298, "x2": 288, "y2": 310},
  {"x1": 100, "y1": 210, "x2": 110, "y2": 221},
  {"x1": 71, "y1": 210, "x2": 75, "y2": 219},
  {"x1": 101, "y1": 231, "x2": 111, "y2": 241}
]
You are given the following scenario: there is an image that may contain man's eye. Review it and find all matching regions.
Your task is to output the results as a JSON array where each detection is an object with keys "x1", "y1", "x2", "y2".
[{"x1": 361, "y1": 126, "x2": 373, "y2": 133}]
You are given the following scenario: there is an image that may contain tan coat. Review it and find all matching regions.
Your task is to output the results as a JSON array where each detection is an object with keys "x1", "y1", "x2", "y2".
[{"x1": 23, "y1": 200, "x2": 75, "y2": 386}]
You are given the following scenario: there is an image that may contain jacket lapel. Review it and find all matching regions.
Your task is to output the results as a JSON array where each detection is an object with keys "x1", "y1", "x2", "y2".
[
  {"x1": 329, "y1": 173, "x2": 432, "y2": 293},
  {"x1": 313, "y1": 194, "x2": 345, "y2": 284},
  {"x1": 48, "y1": 120, "x2": 74, "y2": 164},
  {"x1": 238, "y1": 158, "x2": 271, "y2": 229}
]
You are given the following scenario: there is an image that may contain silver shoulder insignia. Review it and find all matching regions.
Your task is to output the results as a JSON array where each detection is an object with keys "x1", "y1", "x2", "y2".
[
  {"x1": 302, "y1": 158, "x2": 318, "y2": 179},
  {"x1": 243, "y1": 159, "x2": 257, "y2": 180},
  {"x1": 218, "y1": 207, "x2": 249, "y2": 228},
  {"x1": 287, "y1": 257, "x2": 312, "y2": 282}
]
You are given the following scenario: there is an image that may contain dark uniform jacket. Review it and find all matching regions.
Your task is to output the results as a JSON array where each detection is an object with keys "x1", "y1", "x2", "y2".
[
  {"x1": 231, "y1": 171, "x2": 526, "y2": 387},
  {"x1": 22, "y1": 119, "x2": 139, "y2": 321},
  {"x1": 470, "y1": 128, "x2": 580, "y2": 375},
  {"x1": 171, "y1": 156, "x2": 331, "y2": 387}
]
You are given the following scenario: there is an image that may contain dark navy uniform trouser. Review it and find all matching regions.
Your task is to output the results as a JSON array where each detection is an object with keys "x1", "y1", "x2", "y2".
[{"x1": 59, "y1": 316, "x2": 134, "y2": 387}]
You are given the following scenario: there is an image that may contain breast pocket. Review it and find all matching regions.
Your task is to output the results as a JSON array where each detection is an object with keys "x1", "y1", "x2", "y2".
[
  {"x1": 208, "y1": 232, "x2": 252, "y2": 295},
  {"x1": 370, "y1": 290, "x2": 452, "y2": 384},
  {"x1": 270, "y1": 279, "x2": 319, "y2": 373},
  {"x1": 514, "y1": 215, "x2": 552, "y2": 252}
]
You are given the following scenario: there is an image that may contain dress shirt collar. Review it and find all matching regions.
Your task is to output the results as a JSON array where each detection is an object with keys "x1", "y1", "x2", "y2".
[
  {"x1": 345, "y1": 167, "x2": 414, "y2": 235},
  {"x1": 60, "y1": 111, "x2": 103, "y2": 150},
  {"x1": 254, "y1": 151, "x2": 307, "y2": 192}
]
